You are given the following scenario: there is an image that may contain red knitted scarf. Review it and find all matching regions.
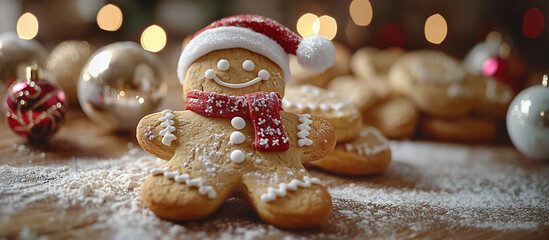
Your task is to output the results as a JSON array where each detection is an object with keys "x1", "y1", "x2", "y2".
[{"x1": 185, "y1": 90, "x2": 289, "y2": 152}]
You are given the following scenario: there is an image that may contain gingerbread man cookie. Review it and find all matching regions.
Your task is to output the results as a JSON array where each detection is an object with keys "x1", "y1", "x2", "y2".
[{"x1": 136, "y1": 15, "x2": 337, "y2": 229}]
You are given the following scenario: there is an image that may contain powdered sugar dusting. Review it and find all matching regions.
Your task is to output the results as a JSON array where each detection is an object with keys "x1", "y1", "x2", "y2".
[
  {"x1": 1, "y1": 141, "x2": 548, "y2": 239},
  {"x1": 328, "y1": 140, "x2": 549, "y2": 235}
]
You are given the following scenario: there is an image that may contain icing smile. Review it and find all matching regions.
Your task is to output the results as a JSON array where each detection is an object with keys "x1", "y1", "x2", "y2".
[
  {"x1": 204, "y1": 59, "x2": 270, "y2": 89},
  {"x1": 205, "y1": 69, "x2": 270, "y2": 88}
]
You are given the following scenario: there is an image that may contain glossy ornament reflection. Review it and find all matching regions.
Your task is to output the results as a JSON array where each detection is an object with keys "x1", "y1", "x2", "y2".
[
  {"x1": 78, "y1": 42, "x2": 166, "y2": 132},
  {"x1": 0, "y1": 32, "x2": 48, "y2": 99},
  {"x1": 506, "y1": 75, "x2": 549, "y2": 161}
]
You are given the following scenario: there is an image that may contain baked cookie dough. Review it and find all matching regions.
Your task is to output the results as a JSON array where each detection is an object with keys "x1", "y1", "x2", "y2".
[
  {"x1": 362, "y1": 95, "x2": 419, "y2": 139},
  {"x1": 351, "y1": 46, "x2": 404, "y2": 80},
  {"x1": 420, "y1": 116, "x2": 497, "y2": 142},
  {"x1": 326, "y1": 75, "x2": 379, "y2": 112},
  {"x1": 388, "y1": 50, "x2": 476, "y2": 118},
  {"x1": 283, "y1": 84, "x2": 362, "y2": 142},
  {"x1": 471, "y1": 76, "x2": 514, "y2": 120},
  {"x1": 309, "y1": 126, "x2": 391, "y2": 175}
]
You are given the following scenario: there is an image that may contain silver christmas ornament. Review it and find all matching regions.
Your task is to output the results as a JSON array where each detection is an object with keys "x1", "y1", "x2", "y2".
[
  {"x1": 78, "y1": 42, "x2": 166, "y2": 132},
  {"x1": 0, "y1": 32, "x2": 48, "y2": 97},
  {"x1": 506, "y1": 75, "x2": 549, "y2": 161}
]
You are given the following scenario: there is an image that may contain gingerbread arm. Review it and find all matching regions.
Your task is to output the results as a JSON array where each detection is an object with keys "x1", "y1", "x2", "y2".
[
  {"x1": 136, "y1": 110, "x2": 186, "y2": 160},
  {"x1": 281, "y1": 112, "x2": 336, "y2": 162}
]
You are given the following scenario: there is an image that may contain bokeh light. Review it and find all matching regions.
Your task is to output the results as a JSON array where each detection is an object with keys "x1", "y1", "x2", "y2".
[
  {"x1": 374, "y1": 23, "x2": 405, "y2": 48},
  {"x1": 141, "y1": 25, "x2": 167, "y2": 52},
  {"x1": 16, "y1": 12, "x2": 39, "y2": 40},
  {"x1": 424, "y1": 13, "x2": 447, "y2": 44},
  {"x1": 523, "y1": 7, "x2": 545, "y2": 39},
  {"x1": 297, "y1": 13, "x2": 318, "y2": 38},
  {"x1": 313, "y1": 15, "x2": 338, "y2": 40},
  {"x1": 97, "y1": 4, "x2": 123, "y2": 31},
  {"x1": 349, "y1": 0, "x2": 373, "y2": 26}
]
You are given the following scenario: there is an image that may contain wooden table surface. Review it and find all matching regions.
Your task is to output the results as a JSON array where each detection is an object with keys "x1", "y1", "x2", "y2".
[{"x1": 0, "y1": 104, "x2": 548, "y2": 239}]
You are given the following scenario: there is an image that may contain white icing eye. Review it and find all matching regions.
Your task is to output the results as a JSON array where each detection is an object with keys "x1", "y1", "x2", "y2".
[
  {"x1": 205, "y1": 69, "x2": 216, "y2": 79},
  {"x1": 258, "y1": 69, "x2": 270, "y2": 80},
  {"x1": 242, "y1": 60, "x2": 255, "y2": 71},
  {"x1": 217, "y1": 59, "x2": 230, "y2": 71}
]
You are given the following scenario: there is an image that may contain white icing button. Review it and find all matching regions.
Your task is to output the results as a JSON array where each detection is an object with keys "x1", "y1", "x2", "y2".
[
  {"x1": 230, "y1": 150, "x2": 245, "y2": 163},
  {"x1": 231, "y1": 117, "x2": 246, "y2": 129},
  {"x1": 242, "y1": 60, "x2": 255, "y2": 71},
  {"x1": 217, "y1": 59, "x2": 230, "y2": 71},
  {"x1": 205, "y1": 69, "x2": 216, "y2": 79},
  {"x1": 258, "y1": 69, "x2": 270, "y2": 80},
  {"x1": 230, "y1": 131, "x2": 245, "y2": 144}
]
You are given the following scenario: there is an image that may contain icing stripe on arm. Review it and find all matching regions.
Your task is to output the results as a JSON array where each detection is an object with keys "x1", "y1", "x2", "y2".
[
  {"x1": 159, "y1": 109, "x2": 177, "y2": 146},
  {"x1": 296, "y1": 114, "x2": 313, "y2": 147}
]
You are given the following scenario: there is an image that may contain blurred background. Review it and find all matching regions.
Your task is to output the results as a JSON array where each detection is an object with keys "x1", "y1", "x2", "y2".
[
  {"x1": 0, "y1": 0, "x2": 547, "y2": 147},
  {"x1": 1, "y1": 0, "x2": 547, "y2": 73}
]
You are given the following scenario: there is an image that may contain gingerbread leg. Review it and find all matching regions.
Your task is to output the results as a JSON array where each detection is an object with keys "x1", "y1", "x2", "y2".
[
  {"x1": 241, "y1": 172, "x2": 332, "y2": 229},
  {"x1": 141, "y1": 165, "x2": 235, "y2": 221}
]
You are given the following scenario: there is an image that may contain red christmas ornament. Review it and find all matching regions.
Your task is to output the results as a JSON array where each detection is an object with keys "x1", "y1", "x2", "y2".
[
  {"x1": 481, "y1": 56, "x2": 526, "y2": 93},
  {"x1": 4, "y1": 64, "x2": 67, "y2": 142},
  {"x1": 482, "y1": 57, "x2": 507, "y2": 80}
]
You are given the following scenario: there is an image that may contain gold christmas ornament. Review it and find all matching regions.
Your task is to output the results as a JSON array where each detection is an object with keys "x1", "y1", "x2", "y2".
[
  {"x1": 0, "y1": 32, "x2": 48, "y2": 96},
  {"x1": 78, "y1": 42, "x2": 166, "y2": 132},
  {"x1": 46, "y1": 40, "x2": 92, "y2": 107}
]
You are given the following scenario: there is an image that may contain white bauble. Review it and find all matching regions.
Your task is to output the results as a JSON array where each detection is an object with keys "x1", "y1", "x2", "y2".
[
  {"x1": 78, "y1": 42, "x2": 166, "y2": 132},
  {"x1": 506, "y1": 77, "x2": 549, "y2": 160}
]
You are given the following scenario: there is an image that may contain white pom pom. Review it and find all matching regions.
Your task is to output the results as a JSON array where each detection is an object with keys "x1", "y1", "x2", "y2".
[{"x1": 296, "y1": 36, "x2": 335, "y2": 73}]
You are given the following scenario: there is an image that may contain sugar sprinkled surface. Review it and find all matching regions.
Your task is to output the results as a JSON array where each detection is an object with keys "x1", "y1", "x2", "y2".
[{"x1": 1, "y1": 141, "x2": 548, "y2": 239}]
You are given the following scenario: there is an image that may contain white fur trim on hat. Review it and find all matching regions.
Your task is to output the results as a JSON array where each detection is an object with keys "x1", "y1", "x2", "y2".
[
  {"x1": 177, "y1": 26, "x2": 290, "y2": 85},
  {"x1": 297, "y1": 36, "x2": 335, "y2": 73}
]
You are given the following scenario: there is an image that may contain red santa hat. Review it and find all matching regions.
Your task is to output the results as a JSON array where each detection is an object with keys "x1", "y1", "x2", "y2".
[{"x1": 177, "y1": 15, "x2": 335, "y2": 85}]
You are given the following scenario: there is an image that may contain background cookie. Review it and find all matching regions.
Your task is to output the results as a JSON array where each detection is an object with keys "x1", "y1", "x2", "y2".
[
  {"x1": 349, "y1": 47, "x2": 402, "y2": 101},
  {"x1": 351, "y1": 47, "x2": 404, "y2": 81},
  {"x1": 309, "y1": 126, "x2": 391, "y2": 175},
  {"x1": 326, "y1": 75, "x2": 379, "y2": 112},
  {"x1": 420, "y1": 116, "x2": 497, "y2": 142},
  {"x1": 288, "y1": 41, "x2": 351, "y2": 87},
  {"x1": 362, "y1": 95, "x2": 419, "y2": 139},
  {"x1": 470, "y1": 75, "x2": 514, "y2": 120},
  {"x1": 388, "y1": 50, "x2": 476, "y2": 118},
  {"x1": 283, "y1": 85, "x2": 362, "y2": 142}
]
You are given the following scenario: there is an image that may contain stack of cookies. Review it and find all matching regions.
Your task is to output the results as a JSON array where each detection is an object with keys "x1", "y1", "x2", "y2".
[
  {"x1": 387, "y1": 50, "x2": 513, "y2": 141},
  {"x1": 283, "y1": 85, "x2": 392, "y2": 175},
  {"x1": 289, "y1": 45, "x2": 514, "y2": 143}
]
